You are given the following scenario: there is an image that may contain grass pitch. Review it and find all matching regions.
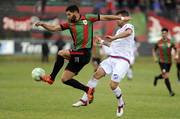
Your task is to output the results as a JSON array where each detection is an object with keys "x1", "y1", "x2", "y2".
[{"x1": 0, "y1": 56, "x2": 180, "y2": 119}]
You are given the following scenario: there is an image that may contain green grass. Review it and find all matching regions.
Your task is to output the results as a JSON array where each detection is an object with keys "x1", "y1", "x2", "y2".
[{"x1": 0, "y1": 56, "x2": 180, "y2": 119}]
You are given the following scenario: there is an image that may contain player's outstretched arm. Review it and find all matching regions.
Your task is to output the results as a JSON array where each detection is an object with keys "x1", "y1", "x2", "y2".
[
  {"x1": 35, "y1": 22, "x2": 62, "y2": 32},
  {"x1": 105, "y1": 29, "x2": 132, "y2": 42},
  {"x1": 95, "y1": 36, "x2": 110, "y2": 47},
  {"x1": 152, "y1": 46, "x2": 158, "y2": 62},
  {"x1": 172, "y1": 45, "x2": 179, "y2": 60},
  {"x1": 100, "y1": 15, "x2": 131, "y2": 21}
]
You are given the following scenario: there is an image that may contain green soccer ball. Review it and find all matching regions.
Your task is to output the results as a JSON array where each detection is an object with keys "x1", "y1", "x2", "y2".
[{"x1": 31, "y1": 67, "x2": 45, "y2": 81}]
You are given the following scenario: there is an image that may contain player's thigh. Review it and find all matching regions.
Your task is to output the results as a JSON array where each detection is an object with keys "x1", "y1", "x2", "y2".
[
  {"x1": 164, "y1": 63, "x2": 171, "y2": 78},
  {"x1": 61, "y1": 70, "x2": 76, "y2": 82},
  {"x1": 111, "y1": 60, "x2": 129, "y2": 83},
  {"x1": 99, "y1": 58, "x2": 112, "y2": 75},
  {"x1": 58, "y1": 49, "x2": 70, "y2": 59},
  {"x1": 94, "y1": 67, "x2": 106, "y2": 79}
]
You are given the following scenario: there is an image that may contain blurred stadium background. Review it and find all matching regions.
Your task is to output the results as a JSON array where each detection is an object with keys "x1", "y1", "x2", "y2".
[
  {"x1": 0, "y1": 0, "x2": 180, "y2": 119},
  {"x1": 0, "y1": 0, "x2": 179, "y2": 56}
]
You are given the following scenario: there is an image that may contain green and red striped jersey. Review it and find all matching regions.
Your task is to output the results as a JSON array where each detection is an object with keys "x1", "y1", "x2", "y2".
[
  {"x1": 60, "y1": 14, "x2": 100, "y2": 50},
  {"x1": 155, "y1": 38, "x2": 176, "y2": 63}
]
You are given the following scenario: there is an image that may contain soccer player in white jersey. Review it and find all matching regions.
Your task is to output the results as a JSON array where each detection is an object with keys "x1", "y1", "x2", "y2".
[{"x1": 73, "y1": 10, "x2": 135, "y2": 117}]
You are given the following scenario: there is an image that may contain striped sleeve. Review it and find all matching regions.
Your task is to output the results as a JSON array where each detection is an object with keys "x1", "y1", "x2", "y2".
[
  {"x1": 60, "y1": 22, "x2": 69, "y2": 30},
  {"x1": 85, "y1": 14, "x2": 100, "y2": 23}
]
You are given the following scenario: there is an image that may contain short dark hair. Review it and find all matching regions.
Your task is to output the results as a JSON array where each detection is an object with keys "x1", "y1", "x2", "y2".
[
  {"x1": 161, "y1": 27, "x2": 168, "y2": 32},
  {"x1": 116, "y1": 10, "x2": 129, "y2": 16},
  {"x1": 66, "y1": 5, "x2": 79, "y2": 13}
]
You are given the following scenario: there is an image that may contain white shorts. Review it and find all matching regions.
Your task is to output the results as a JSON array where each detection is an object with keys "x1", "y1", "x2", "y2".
[
  {"x1": 130, "y1": 56, "x2": 135, "y2": 65},
  {"x1": 100, "y1": 57, "x2": 130, "y2": 83}
]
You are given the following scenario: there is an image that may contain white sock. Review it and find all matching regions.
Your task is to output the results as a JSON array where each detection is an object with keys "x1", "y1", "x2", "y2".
[
  {"x1": 81, "y1": 77, "x2": 99, "y2": 101},
  {"x1": 81, "y1": 93, "x2": 88, "y2": 101},
  {"x1": 127, "y1": 68, "x2": 133, "y2": 79},
  {"x1": 112, "y1": 87, "x2": 124, "y2": 106}
]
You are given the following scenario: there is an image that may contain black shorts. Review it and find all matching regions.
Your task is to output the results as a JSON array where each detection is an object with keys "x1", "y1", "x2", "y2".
[
  {"x1": 159, "y1": 62, "x2": 171, "y2": 73},
  {"x1": 92, "y1": 57, "x2": 101, "y2": 65},
  {"x1": 65, "y1": 48, "x2": 91, "y2": 75},
  {"x1": 176, "y1": 63, "x2": 180, "y2": 70}
]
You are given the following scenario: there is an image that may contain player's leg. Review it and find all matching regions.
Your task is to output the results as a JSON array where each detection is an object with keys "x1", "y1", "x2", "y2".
[
  {"x1": 61, "y1": 69, "x2": 94, "y2": 102},
  {"x1": 162, "y1": 64, "x2": 175, "y2": 96},
  {"x1": 111, "y1": 59, "x2": 129, "y2": 117},
  {"x1": 40, "y1": 49, "x2": 70, "y2": 84},
  {"x1": 73, "y1": 58, "x2": 111, "y2": 107},
  {"x1": 91, "y1": 57, "x2": 101, "y2": 72},
  {"x1": 127, "y1": 56, "x2": 135, "y2": 80},
  {"x1": 110, "y1": 81, "x2": 124, "y2": 117},
  {"x1": 176, "y1": 63, "x2": 180, "y2": 82},
  {"x1": 127, "y1": 65, "x2": 133, "y2": 80},
  {"x1": 153, "y1": 62, "x2": 163, "y2": 86},
  {"x1": 61, "y1": 70, "x2": 88, "y2": 92},
  {"x1": 62, "y1": 51, "x2": 95, "y2": 102},
  {"x1": 72, "y1": 67, "x2": 106, "y2": 107}
]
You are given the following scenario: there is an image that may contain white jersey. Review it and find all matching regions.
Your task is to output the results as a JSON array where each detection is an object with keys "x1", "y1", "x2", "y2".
[{"x1": 109, "y1": 23, "x2": 135, "y2": 62}]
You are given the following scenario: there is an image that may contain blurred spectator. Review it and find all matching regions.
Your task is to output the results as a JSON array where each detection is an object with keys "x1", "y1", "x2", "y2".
[
  {"x1": 93, "y1": 0, "x2": 104, "y2": 14},
  {"x1": 139, "y1": 0, "x2": 147, "y2": 12},
  {"x1": 55, "y1": 37, "x2": 65, "y2": 58},
  {"x1": 41, "y1": 31, "x2": 51, "y2": 62},
  {"x1": 106, "y1": 0, "x2": 115, "y2": 14},
  {"x1": 34, "y1": 0, "x2": 47, "y2": 13},
  {"x1": 55, "y1": 38, "x2": 65, "y2": 52},
  {"x1": 152, "y1": 0, "x2": 161, "y2": 15}
]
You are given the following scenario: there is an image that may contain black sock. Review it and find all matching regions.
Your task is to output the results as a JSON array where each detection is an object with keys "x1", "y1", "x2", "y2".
[
  {"x1": 117, "y1": 94, "x2": 122, "y2": 99},
  {"x1": 177, "y1": 70, "x2": 180, "y2": 80},
  {"x1": 63, "y1": 79, "x2": 89, "y2": 92},
  {"x1": 156, "y1": 74, "x2": 163, "y2": 79},
  {"x1": 50, "y1": 55, "x2": 64, "y2": 80},
  {"x1": 164, "y1": 78, "x2": 172, "y2": 93}
]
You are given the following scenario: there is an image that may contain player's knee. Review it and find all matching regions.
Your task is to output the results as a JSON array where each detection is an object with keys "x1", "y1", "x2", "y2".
[
  {"x1": 94, "y1": 72, "x2": 103, "y2": 79},
  {"x1": 110, "y1": 81, "x2": 119, "y2": 90},
  {"x1": 61, "y1": 77, "x2": 68, "y2": 83},
  {"x1": 110, "y1": 83, "x2": 117, "y2": 90},
  {"x1": 94, "y1": 68, "x2": 105, "y2": 79},
  {"x1": 164, "y1": 73, "x2": 169, "y2": 79}
]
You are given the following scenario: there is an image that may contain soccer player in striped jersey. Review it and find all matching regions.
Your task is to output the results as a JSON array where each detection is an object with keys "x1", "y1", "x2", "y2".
[
  {"x1": 152, "y1": 28, "x2": 178, "y2": 96},
  {"x1": 35, "y1": 5, "x2": 131, "y2": 103}
]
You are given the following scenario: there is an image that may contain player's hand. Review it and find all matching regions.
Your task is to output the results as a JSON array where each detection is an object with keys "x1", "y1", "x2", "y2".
[
  {"x1": 95, "y1": 36, "x2": 102, "y2": 42},
  {"x1": 95, "y1": 36, "x2": 104, "y2": 46},
  {"x1": 121, "y1": 16, "x2": 132, "y2": 21},
  {"x1": 105, "y1": 35, "x2": 114, "y2": 41},
  {"x1": 35, "y1": 22, "x2": 44, "y2": 27}
]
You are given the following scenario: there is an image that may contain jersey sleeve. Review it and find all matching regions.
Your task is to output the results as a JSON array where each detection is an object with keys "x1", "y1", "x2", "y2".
[
  {"x1": 124, "y1": 24, "x2": 134, "y2": 31},
  {"x1": 60, "y1": 22, "x2": 69, "y2": 30},
  {"x1": 85, "y1": 14, "x2": 100, "y2": 23},
  {"x1": 171, "y1": 39, "x2": 177, "y2": 51}
]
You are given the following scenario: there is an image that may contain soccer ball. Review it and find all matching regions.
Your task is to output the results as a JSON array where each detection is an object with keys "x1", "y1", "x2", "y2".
[{"x1": 31, "y1": 67, "x2": 45, "y2": 81}]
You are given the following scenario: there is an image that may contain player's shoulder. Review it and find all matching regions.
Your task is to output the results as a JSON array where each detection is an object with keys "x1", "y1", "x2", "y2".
[
  {"x1": 85, "y1": 14, "x2": 97, "y2": 18},
  {"x1": 123, "y1": 23, "x2": 134, "y2": 29}
]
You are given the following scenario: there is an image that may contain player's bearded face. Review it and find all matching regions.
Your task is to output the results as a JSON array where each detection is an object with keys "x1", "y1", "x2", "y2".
[
  {"x1": 116, "y1": 14, "x2": 124, "y2": 26},
  {"x1": 66, "y1": 11, "x2": 77, "y2": 23},
  {"x1": 71, "y1": 15, "x2": 77, "y2": 22},
  {"x1": 162, "y1": 31, "x2": 168, "y2": 40}
]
